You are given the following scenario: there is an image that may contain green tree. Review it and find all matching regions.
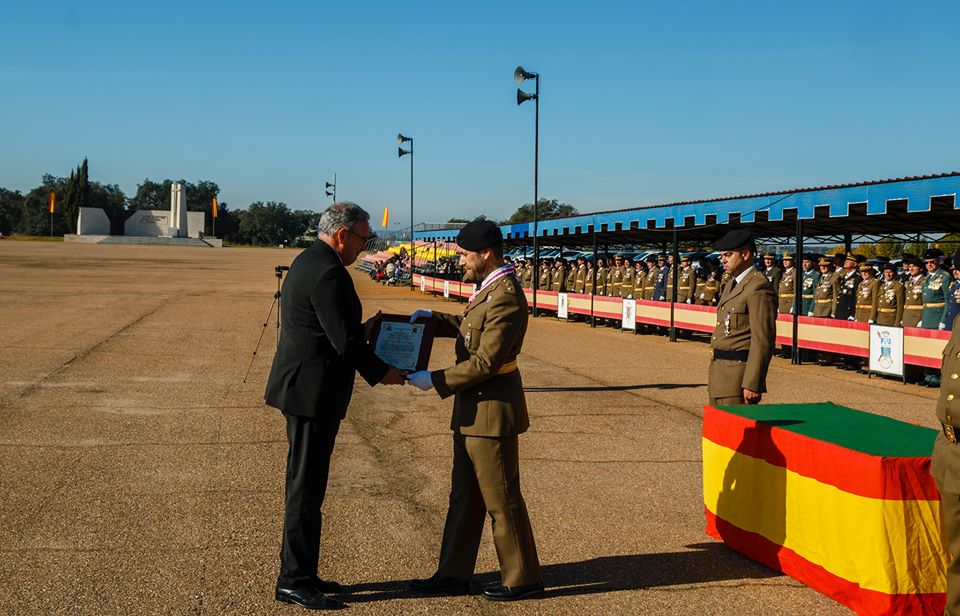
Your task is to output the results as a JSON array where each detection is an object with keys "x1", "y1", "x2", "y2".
[
  {"x1": 0, "y1": 188, "x2": 24, "y2": 235},
  {"x1": 507, "y1": 198, "x2": 577, "y2": 223},
  {"x1": 855, "y1": 236, "x2": 904, "y2": 259},
  {"x1": 237, "y1": 201, "x2": 302, "y2": 246},
  {"x1": 18, "y1": 176, "x2": 69, "y2": 236}
]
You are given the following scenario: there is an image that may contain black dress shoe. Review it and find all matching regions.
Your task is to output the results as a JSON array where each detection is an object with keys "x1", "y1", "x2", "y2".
[
  {"x1": 409, "y1": 572, "x2": 470, "y2": 595},
  {"x1": 481, "y1": 583, "x2": 545, "y2": 601},
  {"x1": 275, "y1": 585, "x2": 345, "y2": 610},
  {"x1": 313, "y1": 577, "x2": 342, "y2": 594}
]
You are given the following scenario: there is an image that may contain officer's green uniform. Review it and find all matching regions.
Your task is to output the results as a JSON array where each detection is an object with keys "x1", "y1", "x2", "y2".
[
  {"x1": 854, "y1": 267, "x2": 880, "y2": 323},
  {"x1": 620, "y1": 264, "x2": 635, "y2": 299},
  {"x1": 520, "y1": 263, "x2": 533, "y2": 288},
  {"x1": 537, "y1": 265, "x2": 550, "y2": 292},
  {"x1": 643, "y1": 265, "x2": 660, "y2": 301},
  {"x1": 801, "y1": 266, "x2": 820, "y2": 316},
  {"x1": 813, "y1": 261, "x2": 837, "y2": 318},
  {"x1": 574, "y1": 263, "x2": 586, "y2": 294},
  {"x1": 903, "y1": 273, "x2": 926, "y2": 328},
  {"x1": 675, "y1": 260, "x2": 697, "y2": 304},
  {"x1": 697, "y1": 270, "x2": 720, "y2": 305},
  {"x1": 551, "y1": 264, "x2": 566, "y2": 293},
  {"x1": 777, "y1": 262, "x2": 796, "y2": 314},
  {"x1": 923, "y1": 269, "x2": 952, "y2": 329},
  {"x1": 876, "y1": 276, "x2": 905, "y2": 326},
  {"x1": 583, "y1": 264, "x2": 595, "y2": 295},
  {"x1": 763, "y1": 256, "x2": 783, "y2": 294},
  {"x1": 607, "y1": 259, "x2": 624, "y2": 297},
  {"x1": 564, "y1": 264, "x2": 576, "y2": 294},
  {"x1": 430, "y1": 271, "x2": 542, "y2": 589}
]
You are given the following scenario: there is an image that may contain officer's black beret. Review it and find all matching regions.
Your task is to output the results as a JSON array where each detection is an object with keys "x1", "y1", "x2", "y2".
[
  {"x1": 923, "y1": 248, "x2": 944, "y2": 260},
  {"x1": 715, "y1": 228, "x2": 754, "y2": 251},
  {"x1": 456, "y1": 219, "x2": 503, "y2": 251},
  {"x1": 645, "y1": 254, "x2": 657, "y2": 262},
  {"x1": 874, "y1": 256, "x2": 890, "y2": 263},
  {"x1": 881, "y1": 262, "x2": 897, "y2": 272},
  {"x1": 905, "y1": 257, "x2": 923, "y2": 267}
]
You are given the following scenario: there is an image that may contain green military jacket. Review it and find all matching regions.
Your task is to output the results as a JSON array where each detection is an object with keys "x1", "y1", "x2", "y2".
[
  {"x1": 812, "y1": 270, "x2": 837, "y2": 317},
  {"x1": 855, "y1": 277, "x2": 880, "y2": 323},
  {"x1": 764, "y1": 265, "x2": 783, "y2": 293},
  {"x1": 574, "y1": 264, "x2": 587, "y2": 294},
  {"x1": 930, "y1": 322, "x2": 960, "y2": 492},
  {"x1": 676, "y1": 265, "x2": 697, "y2": 304},
  {"x1": 564, "y1": 266, "x2": 577, "y2": 293},
  {"x1": 607, "y1": 265, "x2": 624, "y2": 297},
  {"x1": 584, "y1": 266, "x2": 596, "y2": 295},
  {"x1": 595, "y1": 266, "x2": 608, "y2": 296},
  {"x1": 551, "y1": 266, "x2": 566, "y2": 293},
  {"x1": 431, "y1": 274, "x2": 530, "y2": 437},
  {"x1": 620, "y1": 266, "x2": 635, "y2": 299},
  {"x1": 697, "y1": 271, "x2": 720, "y2": 306},
  {"x1": 801, "y1": 269, "x2": 820, "y2": 316},
  {"x1": 922, "y1": 269, "x2": 952, "y2": 329},
  {"x1": 876, "y1": 279, "x2": 905, "y2": 326},
  {"x1": 777, "y1": 267, "x2": 796, "y2": 314},
  {"x1": 903, "y1": 273, "x2": 926, "y2": 327},
  {"x1": 709, "y1": 268, "x2": 777, "y2": 398}
]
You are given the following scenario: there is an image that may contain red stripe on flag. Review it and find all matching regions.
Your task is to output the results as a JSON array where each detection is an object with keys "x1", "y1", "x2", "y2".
[
  {"x1": 705, "y1": 508, "x2": 945, "y2": 616},
  {"x1": 702, "y1": 406, "x2": 939, "y2": 501}
]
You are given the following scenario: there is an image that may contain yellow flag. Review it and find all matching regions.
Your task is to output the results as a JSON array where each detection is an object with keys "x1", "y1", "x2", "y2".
[
  {"x1": 381, "y1": 207, "x2": 389, "y2": 227},
  {"x1": 212, "y1": 197, "x2": 219, "y2": 218},
  {"x1": 48, "y1": 192, "x2": 56, "y2": 213}
]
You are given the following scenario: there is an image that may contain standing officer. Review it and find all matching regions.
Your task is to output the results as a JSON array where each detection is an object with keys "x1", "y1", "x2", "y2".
[
  {"x1": 574, "y1": 255, "x2": 587, "y2": 294},
  {"x1": 550, "y1": 258, "x2": 566, "y2": 293},
  {"x1": 854, "y1": 264, "x2": 880, "y2": 323},
  {"x1": 777, "y1": 253, "x2": 796, "y2": 314},
  {"x1": 922, "y1": 248, "x2": 951, "y2": 330},
  {"x1": 654, "y1": 255, "x2": 669, "y2": 301},
  {"x1": 762, "y1": 252, "x2": 782, "y2": 292},
  {"x1": 696, "y1": 260, "x2": 721, "y2": 305},
  {"x1": 643, "y1": 255, "x2": 660, "y2": 301},
  {"x1": 709, "y1": 229, "x2": 776, "y2": 406},
  {"x1": 537, "y1": 258, "x2": 551, "y2": 293},
  {"x1": 520, "y1": 258, "x2": 533, "y2": 289},
  {"x1": 407, "y1": 219, "x2": 543, "y2": 602},
  {"x1": 813, "y1": 257, "x2": 838, "y2": 317},
  {"x1": 608, "y1": 254, "x2": 625, "y2": 297},
  {"x1": 620, "y1": 256, "x2": 636, "y2": 299},
  {"x1": 675, "y1": 254, "x2": 697, "y2": 304},
  {"x1": 876, "y1": 262, "x2": 905, "y2": 326},
  {"x1": 928, "y1": 247, "x2": 960, "y2": 615},
  {"x1": 632, "y1": 257, "x2": 646, "y2": 300},
  {"x1": 564, "y1": 257, "x2": 577, "y2": 293},
  {"x1": 902, "y1": 256, "x2": 926, "y2": 327},
  {"x1": 596, "y1": 257, "x2": 609, "y2": 296},
  {"x1": 800, "y1": 254, "x2": 820, "y2": 316},
  {"x1": 584, "y1": 257, "x2": 596, "y2": 295},
  {"x1": 835, "y1": 253, "x2": 861, "y2": 321}
]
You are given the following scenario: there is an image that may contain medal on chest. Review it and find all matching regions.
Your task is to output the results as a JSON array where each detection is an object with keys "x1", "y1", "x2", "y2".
[{"x1": 724, "y1": 309, "x2": 732, "y2": 335}]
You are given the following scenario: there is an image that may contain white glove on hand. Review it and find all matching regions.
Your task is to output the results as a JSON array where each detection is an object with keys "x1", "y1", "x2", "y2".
[
  {"x1": 686, "y1": 299, "x2": 692, "y2": 304},
  {"x1": 410, "y1": 309, "x2": 433, "y2": 323},
  {"x1": 868, "y1": 319, "x2": 874, "y2": 324},
  {"x1": 807, "y1": 312, "x2": 813, "y2": 317},
  {"x1": 940, "y1": 323, "x2": 947, "y2": 331},
  {"x1": 407, "y1": 370, "x2": 434, "y2": 391},
  {"x1": 847, "y1": 316, "x2": 855, "y2": 321}
]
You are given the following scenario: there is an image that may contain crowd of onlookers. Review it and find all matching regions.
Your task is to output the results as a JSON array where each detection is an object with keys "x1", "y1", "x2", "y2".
[{"x1": 369, "y1": 255, "x2": 409, "y2": 285}]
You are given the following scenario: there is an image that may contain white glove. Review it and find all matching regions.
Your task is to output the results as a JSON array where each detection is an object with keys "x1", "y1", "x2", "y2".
[
  {"x1": 847, "y1": 316, "x2": 855, "y2": 321},
  {"x1": 868, "y1": 319, "x2": 874, "y2": 324},
  {"x1": 410, "y1": 309, "x2": 433, "y2": 323},
  {"x1": 940, "y1": 323, "x2": 947, "y2": 331},
  {"x1": 407, "y1": 370, "x2": 434, "y2": 391},
  {"x1": 686, "y1": 299, "x2": 692, "y2": 304},
  {"x1": 807, "y1": 312, "x2": 813, "y2": 317}
]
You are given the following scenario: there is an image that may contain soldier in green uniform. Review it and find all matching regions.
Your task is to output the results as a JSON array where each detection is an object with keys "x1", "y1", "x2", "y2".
[
  {"x1": 696, "y1": 260, "x2": 721, "y2": 305},
  {"x1": 675, "y1": 254, "x2": 697, "y2": 304},
  {"x1": 563, "y1": 258, "x2": 577, "y2": 293},
  {"x1": 902, "y1": 256, "x2": 926, "y2": 328},
  {"x1": 583, "y1": 257, "x2": 596, "y2": 295},
  {"x1": 777, "y1": 253, "x2": 796, "y2": 314},
  {"x1": 762, "y1": 252, "x2": 782, "y2": 292},
  {"x1": 801, "y1": 254, "x2": 820, "y2": 316},
  {"x1": 632, "y1": 257, "x2": 646, "y2": 300},
  {"x1": 643, "y1": 255, "x2": 660, "y2": 301},
  {"x1": 608, "y1": 254, "x2": 625, "y2": 298},
  {"x1": 709, "y1": 229, "x2": 776, "y2": 406},
  {"x1": 876, "y1": 262, "x2": 905, "y2": 326},
  {"x1": 928, "y1": 249, "x2": 960, "y2": 615},
  {"x1": 854, "y1": 264, "x2": 880, "y2": 323},
  {"x1": 407, "y1": 219, "x2": 543, "y2": 602},
  {"x1": 537, "y1": 259, "x2": 551, "y2": 294},
  {"x1": 595, "y1": 257, "x2": 608, "y2": 296},
  {"x1": 551, "y1": 258, "x2": 567, "y2": 293},
  {"x1": 922, "y1": 249, "x2": 952, "y2": 386},
  {"x1": 573, "y1": 255, "x2": 587, "y2": 294},
  {"x1": 620, "y1": 256, "x2": 635, "y2": 299},
  {"x1": 813, "y1": 257, "x2": 837, "y2": 318}
]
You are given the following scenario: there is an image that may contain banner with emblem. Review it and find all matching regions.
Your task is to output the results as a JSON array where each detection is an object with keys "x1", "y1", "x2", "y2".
[
  {"x1": 420, "y1": 275, "x2": 426, "y2": 292},
  {"x1": 868, "y1": 324, "x2": 904, "y2": 377},
  {"x1": 557, "y1": 292, "x2": 569, "y2": 319},
  {"x1": 443, "y1": 280, "x2": 450, "y2": 299},
  {"x1": 621, "y1": 298, "x2": 636, "y2": 330}
]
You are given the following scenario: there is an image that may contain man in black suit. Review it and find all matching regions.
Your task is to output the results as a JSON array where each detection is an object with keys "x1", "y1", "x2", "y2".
[{"x1": 264, "y1": 202, "x2": 406, "y2": 610}]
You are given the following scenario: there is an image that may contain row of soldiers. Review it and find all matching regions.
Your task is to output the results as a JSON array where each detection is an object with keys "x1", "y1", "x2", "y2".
[{"x1": 513, "y1": 253, "x2": 726, "y2": 304}]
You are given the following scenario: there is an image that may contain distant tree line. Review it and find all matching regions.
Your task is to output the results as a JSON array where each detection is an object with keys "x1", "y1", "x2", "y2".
[
  {"x1": 0, "y1": 159, "x2": 323, "y2": 246},
  {"x1": 447, "y1": 198, "x2": 579, "y2": 225}
]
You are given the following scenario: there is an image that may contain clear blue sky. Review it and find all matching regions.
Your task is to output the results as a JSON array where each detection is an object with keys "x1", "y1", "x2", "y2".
[{"x1": 3, "y1": 1, "x2": 958, "y2": 229}]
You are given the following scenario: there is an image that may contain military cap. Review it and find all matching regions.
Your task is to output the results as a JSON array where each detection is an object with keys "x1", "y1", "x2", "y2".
[
  {"x1": 645, "y1": 254, "x2": 658, "y2": 263},
  {"x1": 902, "y1": 253, "x2": 917, "y2": 260},
  {"x1": 801, "y1": 253, "x2": 817, "y2": 261},
  {"x1": 904, "y1": 256, "x2": 923, "y2": 267},
  {"x1": 456, "y1": 219, "x2": 502, "y2": 251},
  {"x1": 576, "y1": 254, "x2": 586, "y2": 260},
  {"x1": 854, "y1": 254, "x2": 867, "y2": 263},
  {"x1": 881, "y1": 262, "x2": 897, "y2": 272},
  {"x1": 874, "y1": 256, "x2": 890, "y2": 263},
  {"x1": 656, "y1": 253, "x2": 667, "y2": 260},
  {"x1": 858, "y1": 263, "x2": 875, "y2": 273},
  {"x1": 818, "y1": 257, "x2": 833, "y2": 266},
  {"x1": 715, "y1": 228, "x2": 754, "y2": 251},
  {"x1": 781, "y1": 253, "x2": 794, "y2": 260},
  {"x1": 680, "y1": 254, "x2": 691, "y2": 263},
  {"x1": 843, "y1": 252, "x2": 857, "y2": 262},
  {"x1": 762, "y1": 252, "x2": 776, "y2": 260},
  {"x1": 614, "y1": 253, "x2": 624, "y2": 259},
  {"x1": 924, "y1": 248, "x2": 944, "y2": 260}
]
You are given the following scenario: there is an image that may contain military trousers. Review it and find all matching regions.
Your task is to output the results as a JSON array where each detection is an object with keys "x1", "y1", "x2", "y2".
[
  {"x1": 938, "y1": 482, "x2": 960, "y2": 615},
  {"x1": 437, "y1": 432, "x2": 542, "y2": 587}
]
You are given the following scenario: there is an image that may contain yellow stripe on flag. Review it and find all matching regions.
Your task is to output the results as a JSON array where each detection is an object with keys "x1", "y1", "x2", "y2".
[
  {"x1": 48, "y1": 192, "x2": 56, "y2": 214},
  {"x1": 211, "y1": 197, "x2": 219, "y2": 218},
  {"x1": 702, "y1": 438, "x2": 946, "y2": 595},
  {"x1": 382, "y1": 207, "x2": 389, "y2": 228}
]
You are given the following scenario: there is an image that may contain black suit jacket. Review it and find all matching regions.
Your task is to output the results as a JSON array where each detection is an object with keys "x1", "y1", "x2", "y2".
[{"x1": 264, "y1": 241, "x2": 388, "y2": 419}]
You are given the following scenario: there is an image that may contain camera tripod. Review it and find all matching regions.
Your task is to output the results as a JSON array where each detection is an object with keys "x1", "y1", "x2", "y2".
[{"x1": 242, "y1": 265, "x2": 289, "y2": 383}]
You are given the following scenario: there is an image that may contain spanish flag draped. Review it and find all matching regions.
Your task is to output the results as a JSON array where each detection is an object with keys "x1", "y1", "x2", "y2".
[{"x1": 703, "y1": 403, "x2": 946, "y2": 615}]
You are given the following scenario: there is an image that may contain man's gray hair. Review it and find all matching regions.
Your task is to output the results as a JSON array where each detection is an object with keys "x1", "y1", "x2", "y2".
[{"x1": 317, "y1": 202, "x2": 370, "y2": 237}]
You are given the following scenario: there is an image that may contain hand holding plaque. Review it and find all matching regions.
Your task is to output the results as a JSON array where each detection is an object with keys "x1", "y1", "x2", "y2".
[{"x1": 368, "y1": 313, "x2": 435, "y2": 371}]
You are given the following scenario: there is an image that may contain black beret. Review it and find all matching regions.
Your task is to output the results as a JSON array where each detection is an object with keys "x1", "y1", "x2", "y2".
[
  {"x1": 645, "y1": 254, "x2": 657, "y2": 262},
  {"x1": 456, "y1": 219, "x2": 503, "y2": 251},
  {"x1": 905, "y1": 257, "x2": 923, "y2": 267},
  {"x1": 715, "y1": 228, "x2": 754, "y2": 251},
  {"x1": 923, "y1": 248, "x2": 944, "y2": 260},
  {"x1": 881, "y1": 262, "x2": 897, "y2": 272}
]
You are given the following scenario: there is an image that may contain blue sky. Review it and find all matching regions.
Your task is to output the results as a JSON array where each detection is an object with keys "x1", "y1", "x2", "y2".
[{"x1": 3, "y1": 1, "x2": 958, "y2": 228}]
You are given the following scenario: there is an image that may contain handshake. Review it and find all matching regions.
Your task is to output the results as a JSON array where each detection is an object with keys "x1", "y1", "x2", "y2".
[{"x1": 371, "y1": 309, "x2": 436, "y2": 392}]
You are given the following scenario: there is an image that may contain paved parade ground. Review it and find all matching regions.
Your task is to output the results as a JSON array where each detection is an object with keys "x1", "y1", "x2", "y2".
[{"x1": 0, "y1": 241, "x2": 942, "y2": 615}]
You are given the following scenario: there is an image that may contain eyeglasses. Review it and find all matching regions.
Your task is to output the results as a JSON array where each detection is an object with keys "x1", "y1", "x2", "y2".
[
  {"x1": 347, "y1": 228, "x2": 370, "y2": 243},
  {"x1": 924, "y1": 259, "x2": 938, "y2": 264}
]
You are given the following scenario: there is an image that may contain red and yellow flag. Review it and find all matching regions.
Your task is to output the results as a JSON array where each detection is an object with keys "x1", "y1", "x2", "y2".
[
  {"x1": 211, "y1": 197, "x2": 219, "y2": 218},
  {"x1": 48, "y1": 192, "x2": 56, "y2": 214},
  {"x1": 381, "y1": 207, "x2": 389, "y2": 228}
]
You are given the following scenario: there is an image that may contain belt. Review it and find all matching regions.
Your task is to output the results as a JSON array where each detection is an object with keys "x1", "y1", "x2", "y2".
[
  {"x1": 713, "y1": 349, "x2": 749, "y2": 361},
  {"x1": 944, "y1": 422, "x2": 958, "y2": 444},
  {"x1": 779, "y1": 293, "x2": 795, "y2": 297},
  {"x1": 816, "y1": 299, "x2": 832, "y2": 304},
  {"x1": 925, "y1": 302, "x2": 945, "y2": 308},
  {"x1": 802, "y1": 294, "x2": 815, "y2": 299},
  {"x1": 878, "y1": 308, "x2": 897, "y2": 313},
  {"x1": 855, "y1": 304, "x2": 872, "y2": 309},
  {"x1": 498, "y1": 360, "x2": 518, "y2": 375},
  {"x1": 905, "y1": 305, "x2": 923, "y2": 310}
]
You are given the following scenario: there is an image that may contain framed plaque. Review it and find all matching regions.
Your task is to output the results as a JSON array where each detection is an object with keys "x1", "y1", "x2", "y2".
[{"x1": 368, "y1": 313, "x2": 436, "y2": 371}]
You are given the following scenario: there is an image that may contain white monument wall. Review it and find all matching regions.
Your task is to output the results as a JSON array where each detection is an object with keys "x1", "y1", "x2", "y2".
[
  {"x1": 125, "y1": 210, "x2": 205, "y2": 238},
  {"x1": 76, "y1": 207, "x2": 111, "y2": 235}
]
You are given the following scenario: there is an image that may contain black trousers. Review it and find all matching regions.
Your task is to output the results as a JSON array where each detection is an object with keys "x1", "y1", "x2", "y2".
[{"x1": 278, "y1": 413, "x2": 341, "y2": 588}]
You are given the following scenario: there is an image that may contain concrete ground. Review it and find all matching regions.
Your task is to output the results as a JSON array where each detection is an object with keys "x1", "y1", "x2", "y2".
[{"x1": 0, "y1": 241, "x2": 941, "y2": 615}]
